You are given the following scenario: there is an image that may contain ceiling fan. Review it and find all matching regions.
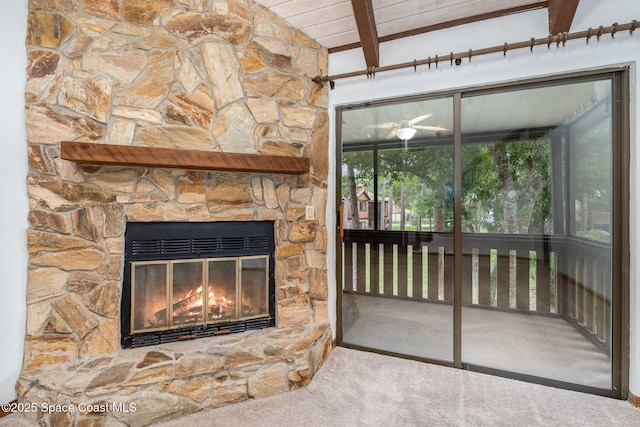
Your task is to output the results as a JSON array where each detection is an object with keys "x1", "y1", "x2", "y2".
[{"x1": 372, "y1": 113, "x2": 448, "y2": 141}]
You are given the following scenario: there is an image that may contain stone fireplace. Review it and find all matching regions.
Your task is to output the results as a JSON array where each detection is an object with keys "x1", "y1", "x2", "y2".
[
  {"x1": 20, "y1": 0, "x2": 331, "y2": 425},
  {"x1": 121, "y1": 221, "x2": 277, "y2": 348}
]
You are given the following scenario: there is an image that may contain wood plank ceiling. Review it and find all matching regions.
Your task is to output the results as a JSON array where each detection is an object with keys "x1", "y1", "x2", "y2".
[{"x1": 254, "y1": 0, "x2": 579, "y2": 67}]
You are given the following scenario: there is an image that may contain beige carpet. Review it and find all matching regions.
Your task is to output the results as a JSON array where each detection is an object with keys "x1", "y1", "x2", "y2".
[
  {"x1": 2, "y1": 347, "x2": 638, "y2": 426},
  {"x1": 153, "y1": 347, "x2": 637, "y2": 427}
]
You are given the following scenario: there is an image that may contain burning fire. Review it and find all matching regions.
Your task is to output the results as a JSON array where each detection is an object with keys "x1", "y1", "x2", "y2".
[
  {"x1": 207, "y1": 285, "x2": 234, "y2": 319},
  {"x1": 170, "y1": 284, "x2": 235, "y2": 322}
]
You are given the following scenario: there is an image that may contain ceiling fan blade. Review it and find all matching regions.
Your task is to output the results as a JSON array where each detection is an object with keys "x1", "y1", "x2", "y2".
[
  {"x1": 408, "y1": 113, "x2": 433, "y2": 125},
  {"x1": 367, "y1": 122, "x2": 396, "y2": 129},
  {"x1": 384, "y1": 129, "x2": 397, "y2": 139},
  {"x1": 413, "y1": 125, "x2": 449, "y2": 131}
]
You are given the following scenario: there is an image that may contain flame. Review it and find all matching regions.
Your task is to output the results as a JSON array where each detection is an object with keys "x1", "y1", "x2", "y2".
[
  {"x1": 169, "y1": 283, "x2": 235, "y2": 321},
  {"x1": 184, "y1": 285, "x2": 203, "y2": 300}
]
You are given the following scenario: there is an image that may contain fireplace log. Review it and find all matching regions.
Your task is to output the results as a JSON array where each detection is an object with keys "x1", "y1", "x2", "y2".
[
  {"x1": 172, "y1": 292, "x2": 204, "y2": 316},
  {"x1": 154, "y1": 291, "x2": 203, "y2": 321}
]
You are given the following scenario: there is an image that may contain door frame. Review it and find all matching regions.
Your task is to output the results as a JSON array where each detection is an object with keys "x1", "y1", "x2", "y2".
[{"x1": 334, "y1": 67, "x2": 630, "y2": 399}]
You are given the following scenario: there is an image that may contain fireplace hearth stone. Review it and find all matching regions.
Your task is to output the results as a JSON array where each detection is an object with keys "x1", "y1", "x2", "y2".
[{"x1": 16, "y1": 323, "x2": 331, "y2": 426}]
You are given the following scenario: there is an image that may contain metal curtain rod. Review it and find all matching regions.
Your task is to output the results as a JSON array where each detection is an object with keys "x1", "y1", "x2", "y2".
[{"x1": 312, "y1": 20, "x2": 638, "y2": 87}]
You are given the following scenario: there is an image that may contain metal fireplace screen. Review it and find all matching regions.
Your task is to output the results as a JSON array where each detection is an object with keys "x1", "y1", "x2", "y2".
[{"x1": 121, "y1": 221, "x2": 275, "y2": 349}]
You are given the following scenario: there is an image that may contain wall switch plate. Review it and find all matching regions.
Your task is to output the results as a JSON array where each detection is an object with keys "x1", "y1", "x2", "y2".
[{"x1": 305, "y1": 205, "x2": 315, "y2": 220}]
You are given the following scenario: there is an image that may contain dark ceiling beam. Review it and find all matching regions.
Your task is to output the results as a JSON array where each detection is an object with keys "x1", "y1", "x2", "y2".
[
  {"x1": 351, "y1": 0, "x2": 379, "y2": 67},
  {"x1": 331, "y1": 2, "x2": 548, "y2": 54},
  {"x1": 548, "y1": 0, "x2": 580, "y2": 34}
]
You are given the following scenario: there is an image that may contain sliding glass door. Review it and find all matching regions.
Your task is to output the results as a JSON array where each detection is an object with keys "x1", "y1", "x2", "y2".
[
  {"x1": 337, "y1": 70, "x2": 627, "y2": 396},
  {"x1": 460, "y1": 78, "x2": 617, "y2": 389},
  {"x1": 339, "y1": 96, "x2": 456, "y2": 362}
]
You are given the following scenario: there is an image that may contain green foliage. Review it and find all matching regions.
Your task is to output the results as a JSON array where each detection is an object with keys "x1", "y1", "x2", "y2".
[
  {"x1": 343, "y1": 137, "x2": 553, "y2": 234},
  {"x1": 341, "y1": 119, "x2": 611, "y2": 238},
  {"x1": 379, "y1": 144, "x2": 454, "y2": 231},
  {"x1": 572, "y1": 120, "x2": 612, "y2": 237},
  {"x1": 576, "y1": 229, "x2": 611, "y2": 243},
  {"x1": 341, "y1": 152, "x2": 374, "y2": 198},
  {"x1": 461, "y1": 138, "x2": 552, "y2": 233},
  {"x1": 461, "y1": 144, "x2": 500, "y2": 232}
]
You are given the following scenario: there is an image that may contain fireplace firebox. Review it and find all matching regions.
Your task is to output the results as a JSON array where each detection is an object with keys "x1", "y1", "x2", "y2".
[{"x1": 121, "y1": 221, "x2": 276, "y2": 348}]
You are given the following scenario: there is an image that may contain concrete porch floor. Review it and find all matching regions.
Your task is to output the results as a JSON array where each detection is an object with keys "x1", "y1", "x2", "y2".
[{"x1": 342, "y1": 292, "x2": 611, "y2": 389}]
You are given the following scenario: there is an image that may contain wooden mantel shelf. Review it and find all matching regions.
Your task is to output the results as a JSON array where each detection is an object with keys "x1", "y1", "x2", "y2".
[{"x1": 60, "y1": 141, "x2": 310, "y2": 175}]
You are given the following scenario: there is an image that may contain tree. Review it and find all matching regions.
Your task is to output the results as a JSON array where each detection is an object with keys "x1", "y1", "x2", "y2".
[
  {"x1": 379, "y1": 179, "x2": 387, "y2": 229},
  {"x1": 571, "y1": 118, "x2": 612, "y2": 240},
  {"x1": 379, "y1": 144, "x2": 454, "y2": 231},
  {"x1": 342, "y1": 137, "x2": 552, "y2": 235},
  {"x1": 342, "y1": 151, "x2": 374, "y2": 229},
  {"x1": 461, "y1": 138, "x2": 552, "y2": 234},
  {"x1": 345, "y1": 163, "x2": 360, "y2": 229}
]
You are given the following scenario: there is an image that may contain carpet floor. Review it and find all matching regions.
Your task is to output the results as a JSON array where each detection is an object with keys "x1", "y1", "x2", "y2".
[
  {"x1": 153, "y1": 346, "x2": 637, "y2": 427},
  {"x1": 2, "y1": 347, "x2": 638, "y2": 426}
]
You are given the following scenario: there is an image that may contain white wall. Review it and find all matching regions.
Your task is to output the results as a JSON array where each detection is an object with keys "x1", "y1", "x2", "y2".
[
  {"x1": 327, "y1": 0, "x2": 640, "y2": 397},
  {"x1": 0, "y1": 2, "x2": 28, "y2": 405}
]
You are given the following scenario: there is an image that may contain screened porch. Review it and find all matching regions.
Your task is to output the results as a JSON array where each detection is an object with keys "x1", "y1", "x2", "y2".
[{"x1": 337, "y1": 70, "x2": 627, "y2": 396}]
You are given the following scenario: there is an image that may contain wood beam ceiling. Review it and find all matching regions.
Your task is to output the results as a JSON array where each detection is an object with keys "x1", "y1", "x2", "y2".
[
  {"x1": 331, "y1": 2, "x2": 549, "y2": 55},
  {"x1": 350, "y1": 0, "x2": 379, "y2": 67},
  {"x1": 378, "y1": 2, "x2": 549, "y2": 44},
  {"x1": 548, "y1": 0, "x2": 580, "y2": 34}
]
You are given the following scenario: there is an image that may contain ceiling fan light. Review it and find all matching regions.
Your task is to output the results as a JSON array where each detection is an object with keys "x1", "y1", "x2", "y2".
[{"x1": 396, "y1": 127, "x2": 417, "y2": 141}]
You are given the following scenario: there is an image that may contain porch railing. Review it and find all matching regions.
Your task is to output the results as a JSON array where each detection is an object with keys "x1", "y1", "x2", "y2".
[{"x1": 342, "y1": 230, "x2": 611, "y2": 351}]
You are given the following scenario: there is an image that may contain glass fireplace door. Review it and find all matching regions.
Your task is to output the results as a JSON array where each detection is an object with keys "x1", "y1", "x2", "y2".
[
  {"x1": 207, "y1": 259, "x2": 238, "y2": 322},
  {"x1": 131, "y1": 262, "x2": 168, "y2": 333},
  {"x1": 172, "y1": 260, "x2": 206, "y2": 327},
  {"x1": 130, "y1": 255, "x2": 269, "y2": 334},
  {"x1": 122, "y1": 221, "x2": 276, "y2": 348},
  {"x1": 239, "y1": 257, "x2": 269, "y2": 319}
]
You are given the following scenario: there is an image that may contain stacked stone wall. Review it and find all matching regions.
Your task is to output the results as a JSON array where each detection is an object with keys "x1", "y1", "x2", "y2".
[{"x1": 21, "y1": 0, "x2": 329, "y2": 424}]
